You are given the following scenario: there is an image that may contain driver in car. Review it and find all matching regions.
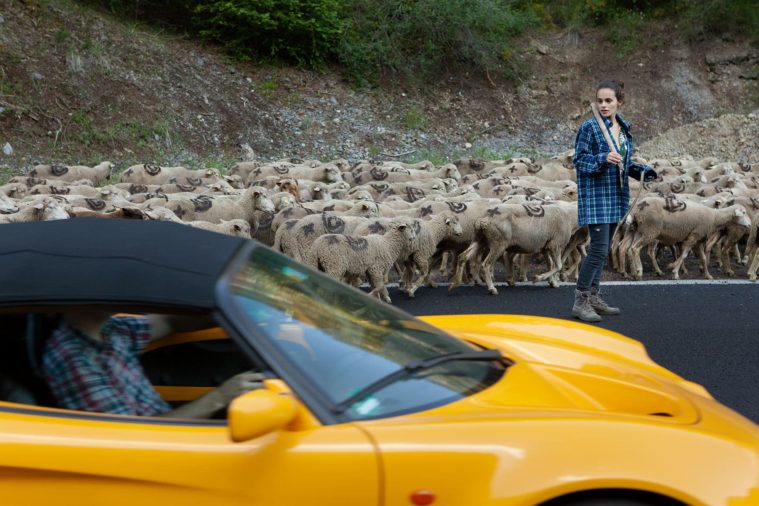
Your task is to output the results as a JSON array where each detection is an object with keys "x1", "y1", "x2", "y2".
[{"x1": 42, "y1": 311, "x2": 263, "y2": 418}]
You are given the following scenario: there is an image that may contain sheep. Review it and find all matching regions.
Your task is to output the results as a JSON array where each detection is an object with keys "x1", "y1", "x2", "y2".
[
  {"x1": 469, "y1": 176, "x2": 511, "y2": 196},
  {"x1": 270, "y1": 192, "x2": 298, "y2": 212},
  {"x1": 398, "y1": 212, "x2": 464, "y2": 297},
  {"x1": 247, "y1": 175, "x2": 285, "y2": 191},
  {"x1": 304, "y1": 220, "x2": 417, "y2": 303},
  {"x1": 274, "y1": 178, "x2": 300, "y2": 201},
  {"x1": 378, "y1": 180, "x2": 450, "y2": 202},
  {"x1": 228, "y1": 161, "x2": 262, "y2": 181},
  {"x1": 9, "y1": 176, "x2": 50, "y2": 188},
  {"x1": 748, "y1": 221, "x2": 759, "y2": 281},
  {"x1": 350, "y1": 165, "x2": 461, "y2": 185},
  {"x1": 299, "y1": 180, "x2": 351, "y2": 201},
  {"x1": 397, "y1": 199, "x2": 508, "y2": 279},
  {"x1": 724, "y1": 195, "x2": 759, "y2": 264},
  {"x1": 21, "y1": 194, "x2": 115, "y2": 213},
  {"x1": 299, "y1": 182, "x2": 329, "y2": 201},
  {"x1": 245, "y1": 163, "x2": 343, "y2": 186},
  {"x1": 29, "y1": 184, "x2": 105, "y2": 198},
  {"x1": 0, "y1": 197, "x2": 70, "y2": 224},
  {"x1": 453, "y1": 158, "x2": 511, "y2": 177},
  {"x1": 152, "y1": 186, "x2": 275, "y2": 231},
  {"x1": 0, "y1": 183, "x2": 27, "y2": 199},
  {"x1": 223, "y1": 175, "x2": 245, "y2": 189},
  {"x1": 347, "y1": 182, "x2": 394, "y2": 201},
  {"x1": 643, "y1": 176, "x2": 700, "y2": 195},
  {"x1": 67, "y1": 207, "x2": 148, "y2": 220},
  {"x1": 274, "y1": 208, "x2": 382, "y2": 261},
  {"x1": 119, "y1": 164, "x2": 220, "y2": 185},
  {"x1": 186, "y1": 218, "x2": 252, "y2": 238},
  {"x1": 28, "y1": 161, "x2": 114, "y2": 185},
  {"x1": 625, "y1": 197, "x2": 752, "y2": 280},
  {"x1": 0, "y1": 190, "x2": 20, "y2": 214},
  {"x1": 524, "y1": 162, "x2": 575, "y2": 182},
  {"x1": 449, "y1": 202, "x2": 577, "y2": 294}
]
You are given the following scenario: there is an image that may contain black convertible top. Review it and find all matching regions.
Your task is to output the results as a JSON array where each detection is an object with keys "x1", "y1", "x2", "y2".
[{"x1": 0, "y1": 218, "x2": 247, "y2": 310}]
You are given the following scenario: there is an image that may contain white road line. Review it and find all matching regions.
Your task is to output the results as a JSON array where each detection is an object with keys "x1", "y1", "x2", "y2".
[{"x1": 383, "y1": 279, "x2": 757, "y2": 288}]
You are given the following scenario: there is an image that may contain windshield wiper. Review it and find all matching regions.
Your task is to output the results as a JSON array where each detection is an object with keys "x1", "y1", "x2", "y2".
[{"x1": 332, "y1": 349, "x2": 506, "y2": 414}]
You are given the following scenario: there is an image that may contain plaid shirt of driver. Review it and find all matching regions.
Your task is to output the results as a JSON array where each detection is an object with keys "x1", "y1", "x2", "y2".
[{"x1": 42, "y1": 316, "x2": 172, "y2": 416}]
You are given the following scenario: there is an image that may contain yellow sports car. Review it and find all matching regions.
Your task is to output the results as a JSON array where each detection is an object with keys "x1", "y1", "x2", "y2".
[{"x1": 0, "y1": 218, "x2": 757, "y2": 506}]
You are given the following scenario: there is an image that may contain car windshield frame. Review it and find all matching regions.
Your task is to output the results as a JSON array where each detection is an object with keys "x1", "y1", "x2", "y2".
[{"x1": 216, "y1": 243, "x2": 507, "y2": 424}]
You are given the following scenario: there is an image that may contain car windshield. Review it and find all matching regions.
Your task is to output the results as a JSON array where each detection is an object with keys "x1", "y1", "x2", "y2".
[{"x1": 228, "y1": 247, "x2": 506, "y2": 420}]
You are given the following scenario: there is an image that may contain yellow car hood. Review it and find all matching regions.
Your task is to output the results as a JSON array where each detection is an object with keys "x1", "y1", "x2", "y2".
[{"x1": 413, "y1": 314, "x2": 708, "y2": 424}]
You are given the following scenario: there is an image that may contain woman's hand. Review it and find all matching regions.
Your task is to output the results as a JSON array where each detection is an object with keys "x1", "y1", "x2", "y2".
[{"x1": 606, "y1": 152, "x2": 623, "y2": 165}]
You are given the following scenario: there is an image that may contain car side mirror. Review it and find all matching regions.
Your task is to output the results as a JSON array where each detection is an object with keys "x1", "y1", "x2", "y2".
[{"x1": 228, "y1": 389, "x2": 298, "y2": 443}]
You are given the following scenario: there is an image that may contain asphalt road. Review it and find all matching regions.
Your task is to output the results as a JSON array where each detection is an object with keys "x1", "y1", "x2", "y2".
[{"x1": 390, "y1": 281, "x2": 759, "y2": 424}]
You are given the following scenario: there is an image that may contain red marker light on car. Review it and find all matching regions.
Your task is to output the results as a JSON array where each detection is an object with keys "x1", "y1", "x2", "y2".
[{"x1": 410, "y1": 490, "x2": 436, "y2": 505}]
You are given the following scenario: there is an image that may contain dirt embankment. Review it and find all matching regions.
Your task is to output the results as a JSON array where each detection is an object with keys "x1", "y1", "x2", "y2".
[{"x1": 0, "y1": 0, "x2": 757, "y2": 173}]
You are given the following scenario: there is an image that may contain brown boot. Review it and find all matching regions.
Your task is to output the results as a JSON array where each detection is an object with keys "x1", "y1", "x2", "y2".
[
  {"x1": 572, "y1": 289, "x2": 602, "y2": 322},
  {"x1": 590, "y1": 288, "x2": 621, "y2": 315}
]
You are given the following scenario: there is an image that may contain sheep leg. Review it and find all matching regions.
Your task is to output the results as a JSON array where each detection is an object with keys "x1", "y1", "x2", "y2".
[
  {"x1": 626, "y1": 231, "x2": 649, "y2": 281},
  {"x1": 697, "y1": 242, "x2": 713, "y2": 280},
  {"x1": 748, "y1": 248, "x2": 759, "y2": 282},
  {"x1": 703, "y1": 232, "x2": 725, "y2": 279},
  {"x1": 481, "y1": 248, "x2": 504, "y2": 295},
  {"x1": 712, "y1": 237, "x2": 725, "y2": 270},
  {"x1": 519, "y1": 254, "x2": 530, "y2": 283},
  {"x1": 534, "y1": 246, "x2": 563, "y2": 287},
  {"x1": 616, "y1": 231, "x2": 634, "y2": 276},
  {"x1": 400, "y1": 260, "x2": 415, "y2": 292},
  {"x1": 668, "y1": 238, "x2": 697, "y2": 280},
  {"x1": 610, "y1": 227, "x2": 625, "y2": 272},
  {"x1": 648, "y1": 242, "x2": 664, "y2": 276},
  {"x1": 367, "y1": 267, "x2": 391, "y2": 304},
  {"x1": 743, "y1": 224, "x2": 758, "y2": 265},
  {"x1": 734, "y1": 244, "x2": 745, "y2": 266},
  {"x1": 503, "y1": 252, "x2": 516, "y2": 287},
  {"x1": 564, "y1": 249, "x2": 582, "y2": 281},
  {"x1": 406, "y1": 256, "x2": 430, "y2": 298},
  {"x1": 449, "y1": 249, "x2": 473, "y2": 292},
  {"x1": 438, "y1": 251, "x2": 451, "y2": 278},
  {"x1": 721, "y1": 242, "x2": 736, "y2": 276}
]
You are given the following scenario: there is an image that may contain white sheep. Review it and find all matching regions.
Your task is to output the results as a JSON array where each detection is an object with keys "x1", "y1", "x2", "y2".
[
  {"x1": 0, "y1": 197, "x2": 70, "y2": 223},
  {"x1": 0, "y1": 190, "x2": 20, "y2": 214},
  {"x1": 449, "y1": 202, "x2": 577, "y2": 294},
  {"x1": 625, "y1": 197, "x2": 752, "y2": 280},
  {"x1": 119, "y1": 164, "x2": 220, "y2": 185},
  {"x1": 28, "y1": 161, "x2": 114, "y2": 185},
  {"x1": 186, "y1": 218, "x2": 252, "y2": 238},
  {"x1": 304, "y1": 220, "x2": 417, "y2": 303},
  {"x1": 399, "y1": 213, "x2": 464, "y2": 297}
]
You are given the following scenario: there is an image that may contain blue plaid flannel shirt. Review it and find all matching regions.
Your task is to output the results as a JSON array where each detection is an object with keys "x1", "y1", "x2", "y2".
[
  {"x1": 43, "y1": 316, "x2": 172, "y2": 416},
  {"x1": 572, "y1": 114, "x2": 633, "y2": 227}
]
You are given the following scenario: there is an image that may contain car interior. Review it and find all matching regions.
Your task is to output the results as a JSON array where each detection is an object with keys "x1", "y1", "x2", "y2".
[{"x1": 0, "y1": 311, "x2": 256, "y2": 417}]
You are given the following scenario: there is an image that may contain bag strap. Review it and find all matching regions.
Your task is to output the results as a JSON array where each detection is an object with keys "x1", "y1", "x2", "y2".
[{"x1": 590, "y1": 103, "x2": 626, "y2": 190}]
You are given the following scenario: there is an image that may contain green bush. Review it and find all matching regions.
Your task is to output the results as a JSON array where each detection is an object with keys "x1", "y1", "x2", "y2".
[
  {"x1": 675, "y1": 0, "x2": 759, "y2": 41},
  {"x1": 338, "y1": 0, "x2": 540, "y2": 86},
  {"x1": 193, "y1": 0, "x2": 346, "y2": 67},
  {"x1": 76, "y1": 0, "x2": 757, "y2": 85}
]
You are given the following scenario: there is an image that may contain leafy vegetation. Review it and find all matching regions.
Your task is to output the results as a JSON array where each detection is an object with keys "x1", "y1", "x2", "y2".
[{"x1": 69, "y1": 0, "x2": 759, "y2": 86}]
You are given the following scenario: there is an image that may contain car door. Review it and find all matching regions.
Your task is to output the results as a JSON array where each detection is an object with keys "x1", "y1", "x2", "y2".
[{"x1": 0, "y1": 393, "x2": 379, "y2": 506}]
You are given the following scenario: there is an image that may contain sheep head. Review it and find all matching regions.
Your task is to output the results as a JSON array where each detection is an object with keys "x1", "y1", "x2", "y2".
[
  {"x1": 324, "y1": 167, "x2": 343, "y2": 183},
  {"x1": 732, "y1": 206, "x2": 752, "y2": 228},
  {"x1": 443, "y1": 214, "x2": 463, "y2": 236}
]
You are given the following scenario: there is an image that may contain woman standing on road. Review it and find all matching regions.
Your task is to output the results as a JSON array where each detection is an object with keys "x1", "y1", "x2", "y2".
[{"x1": 571, "y1": 79, "x2": 654, "y2": 323}]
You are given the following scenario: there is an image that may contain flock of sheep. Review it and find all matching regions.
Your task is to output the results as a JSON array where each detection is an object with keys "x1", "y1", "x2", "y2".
[{"x1": 1, "y1": 153, "x2": 758, "y2": 302}]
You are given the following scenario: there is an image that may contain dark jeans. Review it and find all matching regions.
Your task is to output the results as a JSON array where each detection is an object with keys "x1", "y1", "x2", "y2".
[{"x1": 577, "y1": 223, "x2": 617, "y2": 292}]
